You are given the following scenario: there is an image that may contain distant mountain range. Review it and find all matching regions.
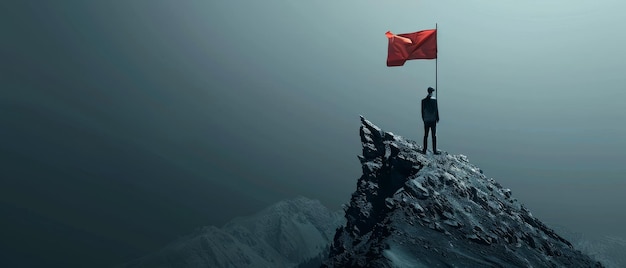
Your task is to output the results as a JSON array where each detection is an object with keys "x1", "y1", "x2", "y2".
[
  {"x1": 117, "y1": 197, "x2": 343, "y2": 268},
  {"x1": 551, "y1": 225, "x2": 626, "y2": 268}
]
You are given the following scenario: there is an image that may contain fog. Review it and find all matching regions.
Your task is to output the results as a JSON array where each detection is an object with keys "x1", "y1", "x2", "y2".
[{"x1": 1, "y1": 0, "x2": 625, "y2": 267}]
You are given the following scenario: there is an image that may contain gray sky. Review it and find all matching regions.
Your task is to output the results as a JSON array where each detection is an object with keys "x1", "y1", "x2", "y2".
[{"x1": 2, "y1": 0, "x2": 625, "y2": 267}]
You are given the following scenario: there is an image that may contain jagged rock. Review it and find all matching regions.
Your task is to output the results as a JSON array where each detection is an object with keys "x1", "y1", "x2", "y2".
[{"x1": 323, "y1": 117, "x2": 603, "y2": 268}]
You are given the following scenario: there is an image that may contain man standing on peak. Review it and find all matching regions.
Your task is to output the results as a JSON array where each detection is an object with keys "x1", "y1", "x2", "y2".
[{"x1": 421, "y1": 87, "x2": 440, "y2": 155}]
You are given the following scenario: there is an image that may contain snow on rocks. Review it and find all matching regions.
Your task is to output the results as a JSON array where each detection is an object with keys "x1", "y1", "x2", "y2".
[{"x1": 323, "y1": 117, "x2": 603, "y2": 268}]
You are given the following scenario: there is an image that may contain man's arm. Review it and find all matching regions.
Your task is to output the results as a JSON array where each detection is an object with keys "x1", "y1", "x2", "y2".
[
  {"x1": 421, "y1": 99, "x2": 425, "y2": 121},
  {"x1": 435, "y1": 101, "x2": 440, "y2": 122}
]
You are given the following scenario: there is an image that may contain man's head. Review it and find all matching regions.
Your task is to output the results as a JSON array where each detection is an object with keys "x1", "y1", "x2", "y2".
[{"x1": 427, "y1": 87, "x2": 435, "y2": 97}]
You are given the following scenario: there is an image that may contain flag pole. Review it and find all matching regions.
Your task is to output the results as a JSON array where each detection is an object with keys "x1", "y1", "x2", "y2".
[{"x1": 435, "y1": 23, "x2": 438, "y2": 100}]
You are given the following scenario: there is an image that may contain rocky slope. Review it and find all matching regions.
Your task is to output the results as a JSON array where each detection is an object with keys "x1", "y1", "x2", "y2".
[{"x1": 322, "y1": 116, "x2": 603, "y2": 267}]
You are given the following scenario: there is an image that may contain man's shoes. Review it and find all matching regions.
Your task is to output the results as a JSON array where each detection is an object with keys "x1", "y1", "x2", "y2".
[
  {"x1": 433, "y1": 150, "x2": 441, "y2": 155},
  {"x1": 420, "y1": 149, "x2": 427, "y2": 155}
]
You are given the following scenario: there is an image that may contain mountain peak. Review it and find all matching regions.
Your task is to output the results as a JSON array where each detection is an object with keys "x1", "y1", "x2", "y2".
[{"x1": 324, "y1": 117, "x2": 603, "y2": 267}]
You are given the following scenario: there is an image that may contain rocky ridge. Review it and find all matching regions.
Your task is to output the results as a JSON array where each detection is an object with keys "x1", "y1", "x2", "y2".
[{"x1": 323, "y1": 116, "x2": 602, "y2": 267}]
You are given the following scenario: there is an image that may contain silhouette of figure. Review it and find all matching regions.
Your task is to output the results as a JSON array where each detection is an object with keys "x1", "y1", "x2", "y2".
[{"x1": 421, "y1": 87, "x2": 440, "y2": 154}]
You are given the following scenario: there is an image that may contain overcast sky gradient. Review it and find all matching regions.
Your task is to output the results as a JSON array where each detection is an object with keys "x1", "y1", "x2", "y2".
[{"x1": 2, "y1": 0, "x2": 626, "y2": 267}]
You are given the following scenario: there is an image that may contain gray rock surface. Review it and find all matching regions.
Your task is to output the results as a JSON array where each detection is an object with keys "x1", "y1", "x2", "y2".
[{"x1": 322, "y1": 116, "x2": 603, "y2": 268}]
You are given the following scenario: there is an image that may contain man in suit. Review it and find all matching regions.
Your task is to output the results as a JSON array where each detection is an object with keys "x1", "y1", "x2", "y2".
[{"x1": 421, "y1": 87, "x2": 440, "y2": 155}]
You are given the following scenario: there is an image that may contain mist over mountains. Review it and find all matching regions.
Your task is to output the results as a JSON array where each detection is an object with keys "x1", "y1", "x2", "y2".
[{"x1": 118, "y1": 197, "x2": 343, "y2": 268}]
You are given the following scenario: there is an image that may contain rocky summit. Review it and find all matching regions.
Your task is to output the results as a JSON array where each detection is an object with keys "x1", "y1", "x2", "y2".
[{"x1": 323, "y1": 116, "x2": 603, "y2": 268}]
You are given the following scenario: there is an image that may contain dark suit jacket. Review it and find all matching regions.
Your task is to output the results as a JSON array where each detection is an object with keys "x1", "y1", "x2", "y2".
[{"x1": 421, "y1": 97, "x2": 439, "y2": 123}]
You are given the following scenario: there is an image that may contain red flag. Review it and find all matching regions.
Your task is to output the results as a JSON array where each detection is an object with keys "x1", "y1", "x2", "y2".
[{"x1": 386, "y1": 29, "x2": 437, "y2": 67}]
